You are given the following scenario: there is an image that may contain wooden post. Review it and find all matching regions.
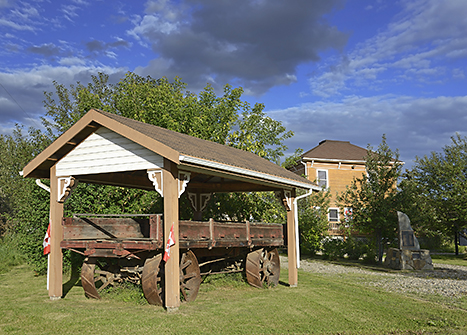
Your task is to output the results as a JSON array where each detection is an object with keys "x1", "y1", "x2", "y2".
[
  {"x1": 286, "y1": 189, "x2": 297, "y2": 287},
  {"x1": 49, "y1": 165, "x2": 64, "y2": 299},
  {"x1": 163, "y1": 158, "x2": 180, "y2": 310}
]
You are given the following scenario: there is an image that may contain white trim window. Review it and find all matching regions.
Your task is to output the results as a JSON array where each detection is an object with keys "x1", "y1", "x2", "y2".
[
  {"x1": 317, "y1": 169, "x2": 328, "y2": 189},
  {"x1": 328, "y1": 208, "x2": 339, "y2": 222}
]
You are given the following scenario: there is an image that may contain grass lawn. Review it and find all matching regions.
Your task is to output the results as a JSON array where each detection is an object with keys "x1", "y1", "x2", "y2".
[
  {"x1": 1, "y1": 262, "x2": 467, "y2": 335},
  {"x1": 432, "y1": 254, "x2": 467, "y2": 267}
]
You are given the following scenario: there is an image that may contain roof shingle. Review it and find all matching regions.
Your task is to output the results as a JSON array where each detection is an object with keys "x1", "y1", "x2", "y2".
[{"x1": 302, "y1": 140, "x2": 368, "y2": 162}]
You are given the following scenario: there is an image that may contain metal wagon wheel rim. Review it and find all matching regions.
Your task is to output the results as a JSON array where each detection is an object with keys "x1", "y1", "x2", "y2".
[
  {"x1": 245, "y1": 248, "x2": 280, "y2": 288},
  {"x1": 179, "y1": 250, "x2": 201, "y2": 302},
  {"x1": 81, "y1": 257, "x2": 118, "y2": 299},
  {"x1": 142, "y1": 253, "x2": 164, "y2": 306},
  {"x1": 141, "y1": 251, "x2": 201, "y2": 305}
]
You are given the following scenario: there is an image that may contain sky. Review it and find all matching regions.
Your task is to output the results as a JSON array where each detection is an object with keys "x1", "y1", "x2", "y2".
[{"x1": 1, "y1": 0, "x2": 467, "y2": 170}]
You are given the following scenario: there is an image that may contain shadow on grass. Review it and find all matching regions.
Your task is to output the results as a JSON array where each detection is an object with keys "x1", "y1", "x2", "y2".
[
  {"x1": 278, "y1": 280, "x2": 291, "y2": 287},
  {"x1": 62, "y1": 262, "x2": 82, "y2": 298}
]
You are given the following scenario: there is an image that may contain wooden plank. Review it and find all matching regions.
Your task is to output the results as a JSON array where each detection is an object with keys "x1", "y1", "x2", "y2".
[
  {"x1": 62, "y1": 217, "x2": 149, "y2": 239},
  {"x1": 286, "y1": 189, "x2": 297, "y2": 287},
  {"x1": 163, "y1": 159, "x2": 180, "y2": 309},
  {"x1": 49, "y1": 166, "x2": 64, "y2": 299}
]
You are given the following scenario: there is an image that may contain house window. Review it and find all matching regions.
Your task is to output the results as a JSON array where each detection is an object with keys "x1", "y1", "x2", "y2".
[
  {"x1": 317, "y1": 170, "x2": 328, "y2": 188},
  {"x1": 329, "y1": 208, "x2": 339, "y2": 222}
]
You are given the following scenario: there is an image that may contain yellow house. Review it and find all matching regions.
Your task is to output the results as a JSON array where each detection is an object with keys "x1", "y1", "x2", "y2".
[{"x1": 289, "y1": 140, "x2": 368, "y2": 235}]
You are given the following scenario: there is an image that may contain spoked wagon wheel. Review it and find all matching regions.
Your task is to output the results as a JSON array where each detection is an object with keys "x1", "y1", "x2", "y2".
[
  {"x1": 245, "y1": 248, "x2": 280, "y2": 288},
  {"x1": 179, "y1": 250, "x2": 202, "y2": 302},
  {"x1": 142, "y1": 254, "x2": 164, "y2": 306},
  {"x1": 141, "y1": 251, "x2": 202, "y2": 305},
  {"x1": 81, "y1": 257, "x2": 119, "y2": 299}
]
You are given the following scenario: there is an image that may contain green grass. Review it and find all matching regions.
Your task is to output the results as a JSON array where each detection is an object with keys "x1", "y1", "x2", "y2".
[
  {"x1": 432, "y1": 254, "x2": 467, "y2": 267},
  {"x1": 2, "y1": 262, "x2": 467, "y2": 334},
  {"x1": 0, "y1": 237, "x2": 26, "y2": 274}
]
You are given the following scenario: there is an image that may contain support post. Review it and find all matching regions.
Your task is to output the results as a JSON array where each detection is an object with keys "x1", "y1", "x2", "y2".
[
  {"x1": 163, "y1": 159, "x2": 180, "y2": 310},
  {"x1": 286, "y1": 189, "x2": 297, "y2": 287},
  {"x1": 49, "y1": 165, "x2": 64, "y2": 299}
]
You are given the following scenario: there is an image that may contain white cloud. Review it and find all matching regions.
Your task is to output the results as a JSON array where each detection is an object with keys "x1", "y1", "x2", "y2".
[
  {"x1": 58, "y1": 57, "x2": 87, "y2": 66},
  {"x1": 269, "y1": 94, "x2": 467, "y2": 168},
  {"x1": 0, "y1": 64, "x2": 127, "y2": 134},
  {"x1": 0, "y1": 17, "x2": 34, "y2": 31},
  {"x1": 310, "y1": 0, "x2": 467, "y2": 97}
]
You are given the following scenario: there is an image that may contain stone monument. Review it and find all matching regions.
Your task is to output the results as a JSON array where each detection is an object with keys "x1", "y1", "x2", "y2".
[{"x1": 384, "y1": 211, "x2": 433, "y2": 270}]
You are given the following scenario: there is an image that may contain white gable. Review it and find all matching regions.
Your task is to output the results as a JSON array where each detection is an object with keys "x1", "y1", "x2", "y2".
[{"x1": 56, "y1": 127, "x2": 163, "y2": 177}]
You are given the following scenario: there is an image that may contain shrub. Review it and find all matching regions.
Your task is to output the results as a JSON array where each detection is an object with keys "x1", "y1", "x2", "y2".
[
  {"x1": 343, "y1": 237, "x2": 369, "y2": 260},
  {"x1": 322, "y1": 238, "x2": 345, "y2": 260}
]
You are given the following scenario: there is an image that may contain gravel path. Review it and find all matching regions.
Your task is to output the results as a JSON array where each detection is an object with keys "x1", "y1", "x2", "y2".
[{"x1": 280, "y1": 256, "x2": 467, "y2": 298}]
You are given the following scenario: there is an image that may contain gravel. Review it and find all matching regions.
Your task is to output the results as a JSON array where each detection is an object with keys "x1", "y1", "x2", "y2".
[{"x1": 280, "y1": 256, "x2": 467, "y2": 298}]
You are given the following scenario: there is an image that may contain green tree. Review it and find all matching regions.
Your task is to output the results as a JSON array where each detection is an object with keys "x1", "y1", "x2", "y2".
[
  {"x1": 403, "y1": 134, "x2": 467, "y2": 254},
  {"x1": 43, "y1": 72, "x2": 292, "y2": 162},
  {"x1": 43, "y1": 72, "x2": 293, "y2": 221},
  {"x1": 1, "y1": 72, "x2": 295, "y2": 273},
  {"x1": 297, "y1": 188, "x2": 331, "y2": 255},
  {"x1": 0, "y1": 126, "x2": 52, "y2": 273},
  {"x1": 338, "y1": 135, "x2": 403, "y2": 263}
]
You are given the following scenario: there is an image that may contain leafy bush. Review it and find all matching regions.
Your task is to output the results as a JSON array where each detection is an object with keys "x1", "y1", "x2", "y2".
[
  {"x1": 322, "y1": 236, "x2": 370, "y2": 261},
  {"x1": 298, "y1": 189, "x2": 331, "y2": 256},
  {"x1": 321, "y1": 238, "x2": 345, "y2": 260},
  {"x1": 343, "y1": 237, "x2": 369, "y2": 260}
]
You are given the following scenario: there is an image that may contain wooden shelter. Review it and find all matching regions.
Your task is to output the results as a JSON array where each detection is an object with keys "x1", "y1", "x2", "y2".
[{"x1": 22, "y1": 108, "x2": 319, "y2": 309}]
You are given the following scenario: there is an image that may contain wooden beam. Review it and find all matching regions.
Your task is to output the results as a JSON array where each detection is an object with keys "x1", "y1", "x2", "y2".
[
  {"x1": 77, "y1": 172, "x2": 154, "y2": 190},
  {"x1": 285, "y1": 189, "x2": 297, "y2": 287},
  {"x1": 186, "y1": 181, "x2": 279, "y2": 193},
  {"x1": 49, "y1": 165, "x2": 64, "y2": 299},
  {"x1": 163, "y1": 158, "x2": 180, "y2": 310}
]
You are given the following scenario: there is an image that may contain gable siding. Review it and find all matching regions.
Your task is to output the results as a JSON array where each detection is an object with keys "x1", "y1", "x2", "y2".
[
  {"x1": 56, "y1": 127, "x2": 163, "y2": 177},
  {"x1": 307, "y1": 162, "x2": 366, "y2": 205}
]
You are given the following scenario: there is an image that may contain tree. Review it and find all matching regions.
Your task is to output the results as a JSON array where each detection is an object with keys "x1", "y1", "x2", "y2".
[
  {"x1": 1, "y1": 72, "x2": 295, "y2": 273},
  {"x1": 297, "y1": 188, "x2": 331, "y2": 255},
  {"x1": 403, "y1": 134, "x2": 467, "y2": 254},
  {"x1": 43, "y1": 72, "x2": 293, "y2": 220},
  {"x1": 0, "y1": 126, "x2": 52, "y2": 273},
  {"x1": 43, "y1": 72, "x2": 292, "y2": 162},
  {"x1": 338, "y1": 135, "x2": 403, "y2": 263}
]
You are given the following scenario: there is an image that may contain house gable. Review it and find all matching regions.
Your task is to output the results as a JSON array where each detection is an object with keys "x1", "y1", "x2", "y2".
[{"x1": 56, "y1": 127, "x2": 163, "y2": 177}]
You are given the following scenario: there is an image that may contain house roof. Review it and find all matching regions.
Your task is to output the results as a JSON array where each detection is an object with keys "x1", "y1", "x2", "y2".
[
  {"x1": 302, "y1": 140, "x2": 368, "y2": 162},
  {"x1": 23, "y1": 109, "x2": 318, "y2": 192}
]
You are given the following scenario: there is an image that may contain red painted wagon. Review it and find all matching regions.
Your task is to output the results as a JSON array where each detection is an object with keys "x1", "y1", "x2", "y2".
[{"x1": 61, "y1": 214, "x2": 284, "y2": 305}]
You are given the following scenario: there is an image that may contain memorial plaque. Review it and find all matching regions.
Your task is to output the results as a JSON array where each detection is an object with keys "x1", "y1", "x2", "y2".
[{"x1": 401, "y1": 230, "x2": 415, "y2": 247}]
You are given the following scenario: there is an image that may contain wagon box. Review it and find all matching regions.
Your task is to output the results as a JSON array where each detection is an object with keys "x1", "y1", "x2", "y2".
[{"x1": 61, "y1": 214, "x2": 285, "y2": 305}]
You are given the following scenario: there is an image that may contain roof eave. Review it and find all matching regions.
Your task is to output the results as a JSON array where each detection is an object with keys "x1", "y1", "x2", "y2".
[
  {"x1": 180, "y1": 155, "x2": 320, "y2": 191},
  {"x1": 301, "y1": 157, "x2": 367, "y2": 164}
]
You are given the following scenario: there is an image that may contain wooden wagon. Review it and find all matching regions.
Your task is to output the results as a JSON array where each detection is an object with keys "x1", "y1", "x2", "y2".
[
  {"x1": 22, "y1": 109, "x2": 319, "y2": 310},
  {"x1": 61, "y1": 214, "x2": 284, "y2": 305}
]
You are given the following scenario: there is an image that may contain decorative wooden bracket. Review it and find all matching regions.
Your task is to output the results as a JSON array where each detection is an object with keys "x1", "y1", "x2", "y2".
[
  {"x1": 57, "y1": 176, "x2": 77, "y2": 203},
  {"x1": 187, "y1": 192, "x2": 212, "y2": 212},
  {"x1": 275, "y1": 190, "x2": 292, "y2": 211},
  {"x1": 147, "y1": 169, "x2": 163, "y2": 197},
  {"x1": 178, "y1": 171, "x2": 191, "y2": 198}
]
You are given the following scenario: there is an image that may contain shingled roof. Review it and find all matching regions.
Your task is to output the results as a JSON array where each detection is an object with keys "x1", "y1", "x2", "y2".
[
  {"x1": 23, "y1": 109, "x2": 317, "y2": 191},
  {"x1": 302, "y1": 140, "x2": 368, "y2": 162}
]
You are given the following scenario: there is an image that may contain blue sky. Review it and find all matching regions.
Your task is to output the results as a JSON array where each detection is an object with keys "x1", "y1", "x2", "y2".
[{"x1": 1, "y1": 0, "x2": 467, "y2": 169}]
